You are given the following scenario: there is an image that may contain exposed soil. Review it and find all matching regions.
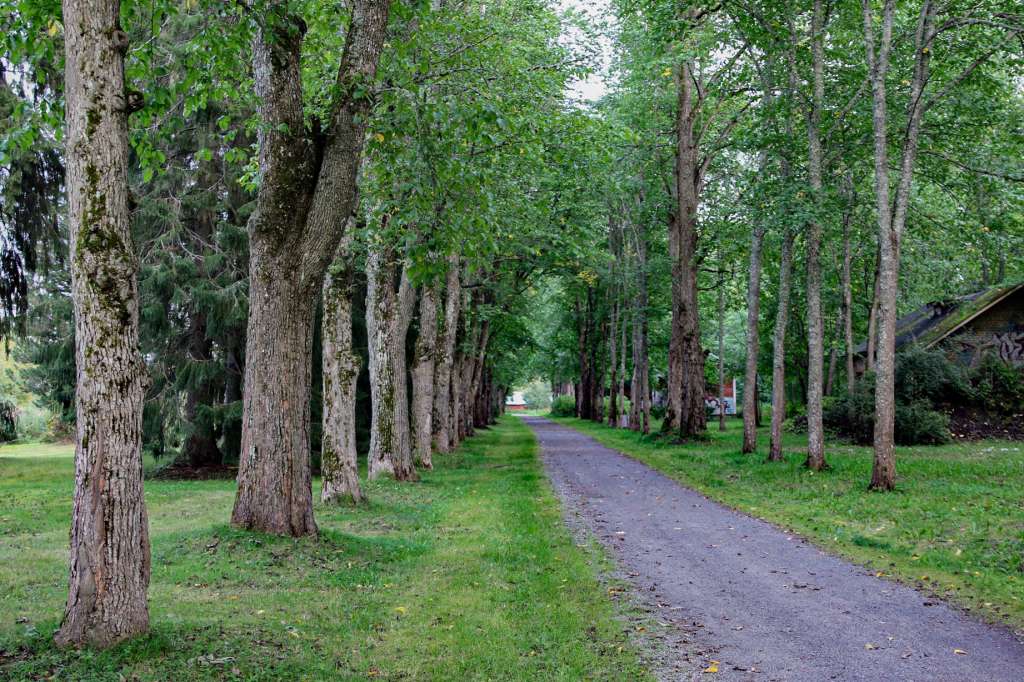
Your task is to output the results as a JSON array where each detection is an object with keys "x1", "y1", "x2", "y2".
[
  {"x1": 947, "y1": 406, "x2": 1024, "y2": 441},
  {"x1": 150, "y1": 464, "x2": 238, "y2": 480},
  {"x1": 524, "y1": 416, "x2": 1024, "y2": 681}
]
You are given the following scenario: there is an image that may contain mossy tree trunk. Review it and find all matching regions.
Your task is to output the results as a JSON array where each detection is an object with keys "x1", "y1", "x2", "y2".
[
  {"x1": 366, "y1": 244, "x2": 416, "y2": 480},
  {"x1": 411, "y1": 283, "x2": 439, "y2": 469},
  {"x1": 321, "y1": 234, "x2": 362, "y2": 504},
  {"x1": 231, "y1": 0, "x2": 391, "y2": 535},
  {"x1": 56, "y1": 0, "x2": 151, "y2": 649},
  {"x1": 432, "y1": 258, "x2": 460, "y2": 453}
]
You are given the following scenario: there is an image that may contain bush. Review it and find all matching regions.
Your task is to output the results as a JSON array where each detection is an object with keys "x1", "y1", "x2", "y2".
[
  {"x1": 894, "y1": 401, "x2": 951, "y2": 445},
  {"x1": 969, "y1": 353, "x2": 1024, "y2": 413},
  {"x1": 550, "y1": 395, "x2": 576, "y2": 417},
  {"x1": 895, "y1": 346, "x2": 971, "y2": 404}
]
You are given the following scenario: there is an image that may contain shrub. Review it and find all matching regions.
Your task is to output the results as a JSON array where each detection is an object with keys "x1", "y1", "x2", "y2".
[
  {"x1": 550, "y1": 395, "x2": 576, "y2": 417},
  {"x1": 0, "y1": 398, "x2": 17, "y2": 443},
  {"x1": 969, "y1": 353, "x2": 1024, "y2": 413},
  {"x1": 894, "y1": 401, "x2": 951, "y2": 445},
  {"x1": 895, "y1": 346, "x2": 971, "y2": 404},
  {"x1": 823, "y1": 374, "x2": 950, "y2": 445}
]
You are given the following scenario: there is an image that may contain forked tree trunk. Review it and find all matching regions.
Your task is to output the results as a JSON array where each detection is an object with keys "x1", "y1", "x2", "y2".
[
  {"x1": 56, "y1": 0, "x2": 151, "y2": 649},
  {"x1": 321, "y1": 235, "x2": 362, "y2": 504},
  {"x1": 232, "y1": 0, "x2": 392, "y2": 536},
  {"x1": 411, "y1": 284, "x2": 439, "y2": 468},
  {"x1": 864, "y1": 0, "x2": 936, "y2": 490},
  {"x1": 432, "y1": 259, "x2": 460, "y2": 452},
  {"x1": 366, "y1": 246, "x2": 416, "y2": 480},
  {"x1": 804, "y1": 0, "x2": 827, "y2": 472}
]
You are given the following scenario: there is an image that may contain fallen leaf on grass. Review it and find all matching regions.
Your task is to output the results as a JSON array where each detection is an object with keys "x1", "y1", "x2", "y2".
[{"x1": 703, "y1": 661, "x2": 720, "y2": 673}]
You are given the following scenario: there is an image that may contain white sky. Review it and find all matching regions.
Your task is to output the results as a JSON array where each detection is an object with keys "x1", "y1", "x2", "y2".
[{"x1": 559, "y1": 0, "x2": 612, "y2": 103}]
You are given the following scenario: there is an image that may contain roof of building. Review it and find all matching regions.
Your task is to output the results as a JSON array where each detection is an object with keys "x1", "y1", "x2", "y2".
[{"x1": 854, "y1": 281, "x2": 1024, "y2": 356}]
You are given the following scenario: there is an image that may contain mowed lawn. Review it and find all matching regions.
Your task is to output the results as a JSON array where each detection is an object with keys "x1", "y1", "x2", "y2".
[
  {"x1": 0, "y1": 418, "x2": 649, "y2": 681},
  {"x1": 555, "y1": 416, "x2": 1024, "y2": 631}
]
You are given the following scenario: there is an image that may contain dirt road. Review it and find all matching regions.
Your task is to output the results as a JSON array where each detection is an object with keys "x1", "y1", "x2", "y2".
[{"x1": 524, "y1": 416, "x2": 1024, "y2": 681}]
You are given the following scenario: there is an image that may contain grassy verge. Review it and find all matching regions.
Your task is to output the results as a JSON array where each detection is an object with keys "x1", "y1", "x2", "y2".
[
  {"x1": 552, "y1": 416, "x2": 1024, "y2": 631},
  {"x1": 0, "y1": 418, "x2": 649, "y2": 681}
]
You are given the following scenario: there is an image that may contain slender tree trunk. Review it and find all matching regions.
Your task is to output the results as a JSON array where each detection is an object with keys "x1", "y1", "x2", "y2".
[
  {"x1": 432, "y1": 258, "x2": 460, "y2": 453},
  {"x1": 233, "y1": 0, "x2": 391, "y2": 536},
  {"x1": 618, "y1": 285, "x2": 628, "y2": 427},
  {"x1": 804, "y1": 0, "x2": 827, "y2": 471},
  {"x1": 717, "y1": 274, "x2": 727, "y2": 432},
  {"x1": 866, "y1": 243, "x2": 880, "y2": 372},
  {"x1": 607, "y1": 296, "x2": 619, "y2": 427},
  {"x1": 742, "y1": 220, "x2": 765, "y2": 451},
  {"x1": 56, "y1": 0, "x2": 150, "y2": 648},
  {"x1": 366, "y1": 246, "x2": 416, "y2": 480},
  {"x1": 411, "y1": 284, "x2": 439, "y2": 468},
  {"x1": 321, "y1": 235, "x2": 362, "y2": 504},
  {"x1": 864, "y1": 0, "x2": 936, "y2": 490},
  {"x1": 768, "y1": 230, "x2": 794, "y2": 462}
]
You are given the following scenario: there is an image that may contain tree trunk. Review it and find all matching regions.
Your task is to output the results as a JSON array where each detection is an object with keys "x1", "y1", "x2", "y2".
[
  {"x1": 629, "y1": 216, "x2": 651, "y2": 434},
  {"x1": 411, "y1": 284, "x2": 439, "y2": 468},
  {"x1": 866, "y1": 243, "x2": 880, "y2": 372},
  {"x1": 366, "y1": 245, "x2": 416, "y2": 480},
  {"x1": 432, "y1": 258, "x2": 460, "y2": 453},
  {"x1": 321, "y1": 235, "x2": 362, "y2": 504},
  {"x1": 742, "y1": 220, "x2": 765, "y2": 452},
  {"x1": 665, "y1": 61, "x2": 707, "y2": 439},
  {"x1": 864, "y1": 0, "x2": 935, "y2": 490},
  {"x1": 232, "y1": 0, "x2": 391, "y2": 535},
  {"x1": 804, "y1": 0, "x2": 827, "y2": 472},
  {"x1": 233, "y1": 258, "x2": 318, "y2": 533},
  {"x1": 717, "y1": 273, "x2": 727, "y2": 432},
  {"x1": 767, "y1": 229, "x2": 794, "y2": 462},
  {"x1": 56, "y1": 0, "x2": 150, "y2": 648}
]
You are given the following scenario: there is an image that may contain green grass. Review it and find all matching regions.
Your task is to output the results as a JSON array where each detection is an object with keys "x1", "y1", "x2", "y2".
[
  {"x1": 0, "y1": 418, "x2": 650, "y2": 681},
  {"x1": 553, "y1": 416, "x2": 1024, "y2": 631}
]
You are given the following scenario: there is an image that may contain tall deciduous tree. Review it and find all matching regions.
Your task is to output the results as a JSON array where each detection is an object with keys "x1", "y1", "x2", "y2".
[
  {"x1": 231, "y1": 0, "x2": 391, "y2": 535},
  {"x1": 56, "y1": 0, "x2": 150, "y2": 648}
]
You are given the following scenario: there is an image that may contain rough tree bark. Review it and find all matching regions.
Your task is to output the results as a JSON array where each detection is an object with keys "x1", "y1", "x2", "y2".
[
  {"x1": 232, "y1": 0, "x2": 392, "y2": 536},
  {"x1": 664, "y1": 60, "x2": 708, "y2": 439},
  {"x1": 432, "y1": 258, "x2": 460, "y2": 453},
  {"x1": 56, "y1": 0, "x2": 151, "y2": 648},
  {"x1": 366, "y1": 243, "x2": 416, "y2": 480},
  {"x1": 411, "y1": 283, "x2": 439, "y2": 469},
  {"x1": 321, "y1": 233, "x2": 362, "y2": 504},
  {"x1": 804, "y1": 0, "x2": 827, "y2": 471}
]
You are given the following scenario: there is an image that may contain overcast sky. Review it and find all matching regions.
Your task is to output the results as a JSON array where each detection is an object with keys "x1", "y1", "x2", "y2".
[{"x1": 559, "y1": 0, "x2": 612, "y2": 103}]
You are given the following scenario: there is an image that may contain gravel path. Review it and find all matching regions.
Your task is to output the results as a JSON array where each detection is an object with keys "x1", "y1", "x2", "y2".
[{"x1": 524, "y1": 416, "x2": 1024, "y2": 681}]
